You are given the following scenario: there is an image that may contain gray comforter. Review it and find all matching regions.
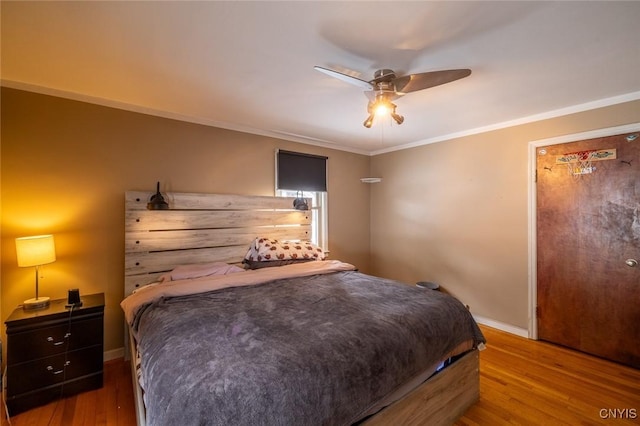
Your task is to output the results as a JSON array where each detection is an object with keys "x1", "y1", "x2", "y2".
[{"x1": 135, "y1": 270, "x2": 485, "y2": 426}]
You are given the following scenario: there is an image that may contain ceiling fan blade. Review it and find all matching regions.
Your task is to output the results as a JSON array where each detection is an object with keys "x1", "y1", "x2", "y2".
[
  {"x1": 314, "y1": 66, "x2": 374, "y2": 90},
  {"x1": 394, "y1": 69, "x2": 471, "y2": 94}
]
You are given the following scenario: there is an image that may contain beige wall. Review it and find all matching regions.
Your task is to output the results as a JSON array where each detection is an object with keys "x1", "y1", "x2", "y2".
[
  {"x1": 3, "y1": 86, "x2": 638, "y2": 355},
  {"x1": 0, "y1": 88, "x2": 371, "y2": 354},
  {"x1": 370, "y1": 100, "x2": 640, "y2": 330}
]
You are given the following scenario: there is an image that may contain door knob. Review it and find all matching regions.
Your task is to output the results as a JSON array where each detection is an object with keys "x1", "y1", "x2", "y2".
[{"x1": 625, "y1": 259, "x2": 638, "y2": 267}]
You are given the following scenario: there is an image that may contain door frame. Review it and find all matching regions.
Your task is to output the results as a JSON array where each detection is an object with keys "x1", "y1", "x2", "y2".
[{"x1": 527, "y1": 122, "x2": 640, "y2": 339}]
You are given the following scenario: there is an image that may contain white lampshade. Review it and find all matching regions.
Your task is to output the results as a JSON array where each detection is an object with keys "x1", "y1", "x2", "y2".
[
  {"x1": 16, "y1": 234, "x2": 56, "y2": 310},
  {"x1": 16, "y1": 235, "x2": 56, "y2": 267}
]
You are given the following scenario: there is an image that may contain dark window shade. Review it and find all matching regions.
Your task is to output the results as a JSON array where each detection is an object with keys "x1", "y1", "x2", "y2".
[{"x1": 277, "y1": 150, "x2": 328, "y2": 192}]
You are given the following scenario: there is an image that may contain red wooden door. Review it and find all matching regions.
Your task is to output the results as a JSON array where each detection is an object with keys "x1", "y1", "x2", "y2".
[{"x1": 536, "y1": 132, "x2": 640, "y2": 368}]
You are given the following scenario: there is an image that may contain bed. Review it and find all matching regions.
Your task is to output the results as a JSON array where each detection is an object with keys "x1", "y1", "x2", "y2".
[{"x1": 122, "y1": 191, "x2": 485, "y2": 426}]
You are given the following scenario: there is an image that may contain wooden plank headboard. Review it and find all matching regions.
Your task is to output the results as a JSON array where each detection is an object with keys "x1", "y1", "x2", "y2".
[{"x1": 124, "y1": 191, "x2": 311, "y2": 295}]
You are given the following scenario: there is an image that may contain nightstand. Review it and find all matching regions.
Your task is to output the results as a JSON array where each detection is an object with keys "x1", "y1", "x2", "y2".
[{"x1": 4, "y1": 293, "x2": 104, "y2": 416}]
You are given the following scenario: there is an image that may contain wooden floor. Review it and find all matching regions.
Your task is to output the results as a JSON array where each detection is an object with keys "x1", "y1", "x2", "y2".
[
  {"x1": 3, "y1": 325, "x2": 639, "y2": 425},
  {"x1": 456, "y1": 326, "x2": 640, "y2": 425},
  {"x1": 2, "y1": 359, "x2": 136, "y2": 426}
]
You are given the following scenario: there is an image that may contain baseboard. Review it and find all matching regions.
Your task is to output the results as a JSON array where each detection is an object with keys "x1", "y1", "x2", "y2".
[
  {"x1": 473, "y1": 315, "x2": 529, "y2": 338},
  {"x1": 104, "y1": 347, "x2": 125, "y2": 362}
]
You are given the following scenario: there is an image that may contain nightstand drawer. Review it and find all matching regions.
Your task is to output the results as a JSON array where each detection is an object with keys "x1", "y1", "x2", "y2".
[
  {"x1": 6, "y1": 344, "x2": 103, "y2": 396},
  {"x1": 7, "y1": 316, "x2": 103, "y2": 363}
]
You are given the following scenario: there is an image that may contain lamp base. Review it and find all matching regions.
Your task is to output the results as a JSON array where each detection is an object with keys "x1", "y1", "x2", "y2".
[{"x1": 23, "y1": 296, "x2": 50, "y2": 311}]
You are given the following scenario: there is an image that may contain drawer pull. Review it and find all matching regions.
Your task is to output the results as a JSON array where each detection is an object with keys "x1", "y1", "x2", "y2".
[
  {"x1": 47, "y1": 365, "x2": 63, "y2": 375},
  {"x1": 46, "y1": 361, "x2": 71, "y2": 375},
  {"x1": 47, "y1": 332, "x2": 71, "y2": 346}
]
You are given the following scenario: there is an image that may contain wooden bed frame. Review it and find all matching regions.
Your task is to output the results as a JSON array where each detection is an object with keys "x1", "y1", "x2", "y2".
[{"x1": 124, "y1": 190, "x2": 479, "y2": 426}]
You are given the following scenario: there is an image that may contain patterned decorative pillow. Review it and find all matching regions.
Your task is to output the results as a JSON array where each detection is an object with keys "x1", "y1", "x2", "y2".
[{"x1": 244, "y1": 237, "x2": 325, "y2": 262}]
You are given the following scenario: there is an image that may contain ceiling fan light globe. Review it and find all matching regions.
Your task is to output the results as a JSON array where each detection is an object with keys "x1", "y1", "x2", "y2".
[{"x1": 374, "y1": 103, "x2": 390, "y2": 117}]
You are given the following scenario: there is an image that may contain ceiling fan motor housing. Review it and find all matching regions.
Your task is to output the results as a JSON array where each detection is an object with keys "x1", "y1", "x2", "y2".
[{"x1": 373, "y1": 69, "x2": 397, "y2": 82}]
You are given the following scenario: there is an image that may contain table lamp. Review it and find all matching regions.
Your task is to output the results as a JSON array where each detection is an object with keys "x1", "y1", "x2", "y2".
[{"x1": 16, "y1": 234, "x2": 56, "y2": 310}]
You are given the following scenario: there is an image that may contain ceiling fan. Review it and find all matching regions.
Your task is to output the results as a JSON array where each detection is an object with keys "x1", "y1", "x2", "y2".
[{"x1": 314, "y1": 66, "x2": 471, "y2": 128}]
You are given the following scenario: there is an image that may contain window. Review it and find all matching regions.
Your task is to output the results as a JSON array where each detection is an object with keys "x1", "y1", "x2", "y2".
[
  {"x1": 275, "y1": 190, "x2": 327, "y2": 250},
  {"x1": 275, "y1": 150, "x2": 328, "y2": 251}
]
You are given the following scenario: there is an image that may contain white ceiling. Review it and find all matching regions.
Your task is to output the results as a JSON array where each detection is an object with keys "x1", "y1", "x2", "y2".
[{"x1": 2, "y1": 1, "x2": 640, "y2": 155}]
